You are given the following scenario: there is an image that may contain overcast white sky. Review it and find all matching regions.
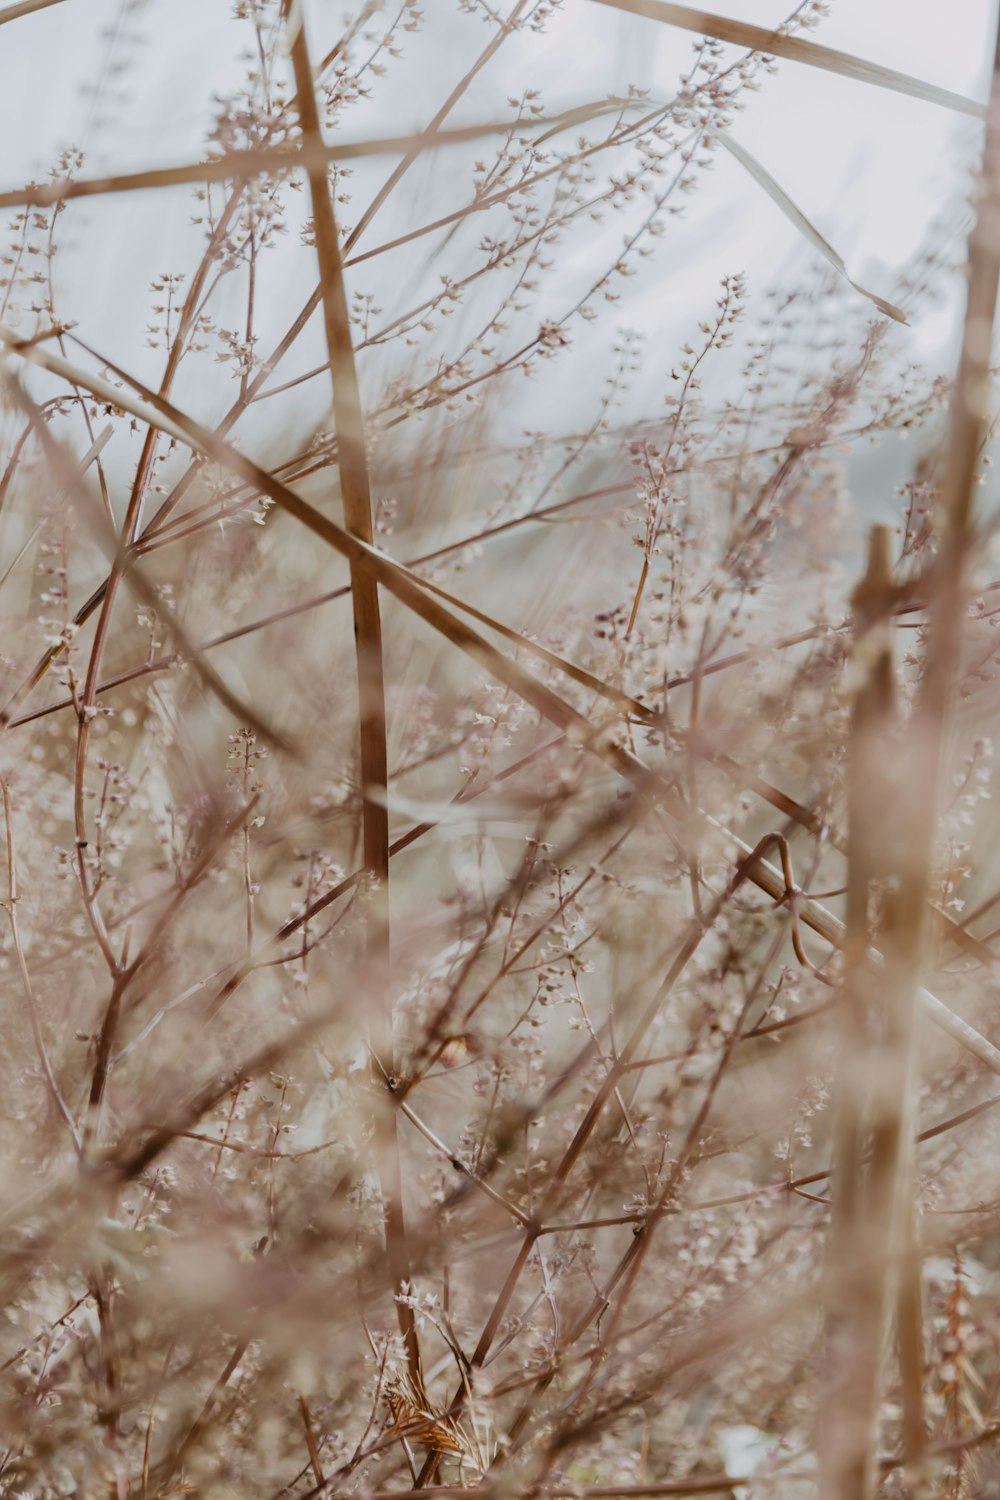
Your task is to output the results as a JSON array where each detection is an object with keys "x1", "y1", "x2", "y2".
[{"x1": 0, "y1": 0, "x2": 995, "y2": 445}]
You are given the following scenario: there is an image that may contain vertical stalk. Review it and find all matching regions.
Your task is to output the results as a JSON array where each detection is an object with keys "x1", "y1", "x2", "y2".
[
  {"x1": 285, "y1": 14, "x2": 388, "y2": 907},
  {"x1": 821, "y1": 20, "x2": 1000, "y2": 1495},
  {"x1": 886, "y1": 7, "x2": 1000, "y2": 1469},
  {"x1": 285, "y1": 2, "x2": 419, "y2": 1389},
  {"x1": 821, "y1": 526, "x2": 901, "y2": 1500}
]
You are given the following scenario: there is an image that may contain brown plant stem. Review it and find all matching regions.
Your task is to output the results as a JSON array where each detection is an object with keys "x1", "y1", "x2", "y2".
[{"x1": 286, "y1": 1, "x2": 417, "y2": 1389}]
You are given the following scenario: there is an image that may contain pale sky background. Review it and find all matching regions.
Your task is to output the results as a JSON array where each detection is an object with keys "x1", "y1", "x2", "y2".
[{"x1": 0, "y1": 0, "x2": 995, "y2": 467}]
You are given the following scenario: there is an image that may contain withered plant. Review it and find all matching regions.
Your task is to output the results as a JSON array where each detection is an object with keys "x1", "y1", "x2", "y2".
[{"x1": 0, "y1": 2, "x2": 999, "y2": 1498}]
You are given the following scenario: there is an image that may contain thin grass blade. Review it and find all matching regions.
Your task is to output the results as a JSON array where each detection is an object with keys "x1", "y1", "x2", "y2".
[
  {"x1": 588, "y1": 0, "x2": 985, "y2": 118},
  {"x1": 715, "y1": 129, "x2": 908, "y2": 323}
]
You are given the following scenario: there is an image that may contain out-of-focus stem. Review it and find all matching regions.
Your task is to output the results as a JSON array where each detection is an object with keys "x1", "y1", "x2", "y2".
[
  {"x1": 820, "y1": 16, "x2": 1000, "y2": 1493},
  {"x1": 285, "y1": 2, "x2": 419, "y2": 1393}
]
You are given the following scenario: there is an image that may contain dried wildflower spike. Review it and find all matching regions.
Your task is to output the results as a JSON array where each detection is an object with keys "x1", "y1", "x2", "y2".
[
  {"x1": 384, "y1": 1377, "x2": 471, "y2": 1459},
  {"x1": 938, "y1": 1254, "x2": 985, "y2": 1499}
]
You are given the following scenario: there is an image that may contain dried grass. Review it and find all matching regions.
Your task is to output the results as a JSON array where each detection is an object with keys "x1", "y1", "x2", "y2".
[{"x1": 0, "y1": 3, "x2": 998, "y2": 1498}]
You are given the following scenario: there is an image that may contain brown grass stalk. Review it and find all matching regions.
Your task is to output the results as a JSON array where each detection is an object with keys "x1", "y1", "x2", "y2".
[
  {"x1": 286, "y1": 1, "x2": 418, "y2": 1391},
  {"x1": 587, "y1": 0, "x2": 985, "y2": 117}
]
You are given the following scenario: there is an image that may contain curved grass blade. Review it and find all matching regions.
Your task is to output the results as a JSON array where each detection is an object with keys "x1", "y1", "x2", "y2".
[
  {"x1": 0, "y1": 0, "x2": 65, "y2": 23},
  {"x1": 715, "y1": 128, "x2": 908, "y2": 324}
]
